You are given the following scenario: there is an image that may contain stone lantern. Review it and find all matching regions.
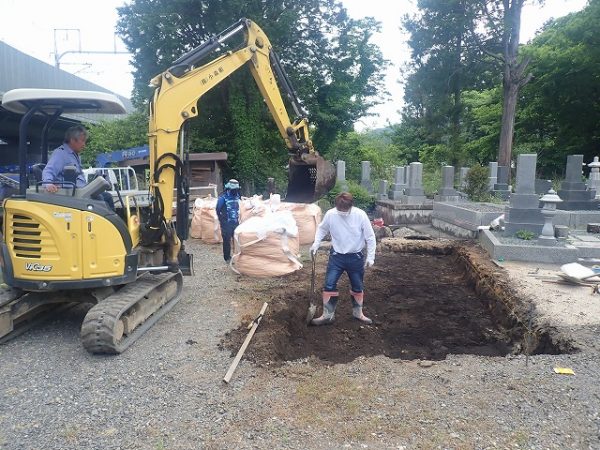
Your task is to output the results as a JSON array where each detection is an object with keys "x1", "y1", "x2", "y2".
[
  {"x1": 538, "y1": 189, "x2": 563, "y2": 245},
  {"x1": 588, "y1": 156, "x2": 600, "y2": 199}
]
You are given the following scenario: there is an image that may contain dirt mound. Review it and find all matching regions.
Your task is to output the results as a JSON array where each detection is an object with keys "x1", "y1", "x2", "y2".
[{"x1": 222, "y1": 240, "x2": 573, "y2": 365}]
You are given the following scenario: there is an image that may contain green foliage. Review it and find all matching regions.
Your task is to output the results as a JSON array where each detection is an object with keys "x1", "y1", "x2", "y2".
[
  {"x1": 397, "y1": 0, "x2": 600, "y2": 178},
  {"x1": 515, "y1": 230, "x2": 536, "y2": 240},
  {"x1": 461, "y1": 88, "x2": 502, "y2": 163},
  {"x1": 326, "y1": 180, "x2": 375, "y2": 212},
  {"x1": 422, "y1": 165, "x2": 441, "y2": 197},
  {"x1": 83, "y1": 111, "x2": 148, "y2": 166},
  {"x1": 328, "y1": 130, "x2": 399, "y2": 184},
  {"x1": 516, "y1": 0, "x2": 600, "y2": 175},
  {"x1": 227, "y1": 78, "x2": 288, "y2": 195},
  {"x1": 390, "y1": 86, "x2": 503, "y2": 170},
  {"x1": 399, "y1": 0, "x2": 503, "y2": 169},
  {"x1": 464, "y1": 164, "x2": 490, "y2": 202},
  {"x1": 115, "y1": 0, "x2": 388, "y2": 190}
]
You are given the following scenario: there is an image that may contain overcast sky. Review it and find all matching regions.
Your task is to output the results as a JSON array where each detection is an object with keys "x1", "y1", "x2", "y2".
[{"x1": 0, "y1": 0, "x2": 589, "y2": 129}]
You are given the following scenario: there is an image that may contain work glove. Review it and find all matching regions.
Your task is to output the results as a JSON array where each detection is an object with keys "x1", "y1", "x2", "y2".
[
  {"x1": 310, "y1": 243, "x2": 320, "y2": 256},
  {"x1": 365, "y1": 259, "x2": 374, "y2": 268}
]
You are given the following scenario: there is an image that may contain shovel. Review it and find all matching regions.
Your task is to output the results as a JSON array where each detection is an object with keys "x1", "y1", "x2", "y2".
[{"x1": 305, "y1": 252, "x2": 318, "y2": 324}]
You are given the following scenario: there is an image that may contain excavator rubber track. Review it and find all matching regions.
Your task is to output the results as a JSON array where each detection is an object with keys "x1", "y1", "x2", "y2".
[
  {"x1": 80, "y1": 271, "x2": 183, "y2": 354},
  {"x1": 0, "y1": 288, "x2": 78, "y2": 345}
]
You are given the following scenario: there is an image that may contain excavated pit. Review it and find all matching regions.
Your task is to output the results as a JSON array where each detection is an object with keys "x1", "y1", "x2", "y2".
[{"x1": 223, "y1": 239, "x2": 575, "y2": 365}]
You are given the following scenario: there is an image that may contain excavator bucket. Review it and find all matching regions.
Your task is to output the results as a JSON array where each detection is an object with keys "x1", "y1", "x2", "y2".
[{"x1": 286, "y1": 154, "x2": 336, "y2": 203}]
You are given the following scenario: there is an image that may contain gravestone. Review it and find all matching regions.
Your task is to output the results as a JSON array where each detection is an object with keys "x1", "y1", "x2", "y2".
[
  {"x1": 488, "y1": 162, "x2": 498, "y2": 191},
  {"x1": 493, "y1": 165, "x2": 511, "y2": 200},
  {"x1": 336, "y1": 160, "x2": 349, "y2": 191},
  {"x1": 459, "y1": 167, "x2": 469, "y2": 191},
  {"x1": 588, "y1": 156, "x2": 600, "y2": 199},
  {"x1": 435, "y1": 166, "x2": 459, "y2": 202},
  {"x1": 403, "y1": 162, "x2": 426, "y2": 204},
  {"x1": 389, "y1": 166, "x2": 406, "y2": 200},
  {"x1": 377, "y1": 180, "x2": 389, "y2": 201},
  {"x1": 504, "y1": 154, "x2": 545, "y2": 236},
  {"x1": 557, "y1": 154, "x2": 597, "y2": 210},
  {"x1": 360, "y1": 161, "x2": 373, "y2": 193},
  {"x1": 535, "y1": 179, "x2": 552, "y2": 195},
  {"x1": 266, "y1": 177, "x2": 276, "y2": 195}
]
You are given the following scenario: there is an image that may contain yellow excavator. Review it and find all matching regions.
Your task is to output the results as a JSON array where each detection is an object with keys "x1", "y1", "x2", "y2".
[{"x1": 0, "y1": 18, "x2": 335, "y2": 353}]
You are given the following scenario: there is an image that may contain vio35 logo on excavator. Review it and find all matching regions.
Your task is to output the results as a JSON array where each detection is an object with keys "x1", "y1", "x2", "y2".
[{"x1": 25, "y1": 263, "x2": 52, "y2": 272}]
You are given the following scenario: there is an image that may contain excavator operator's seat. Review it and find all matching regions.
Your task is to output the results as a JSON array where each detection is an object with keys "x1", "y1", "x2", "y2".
[
  {"x1": 75, "y1": 176, "x2": 111, "y2": 199},
  {"x1": 31, "y1": 163, "x2": 46, "y2": 184},
  {"x1": 27, "y1": 164, "x2": 111, "y2": 202}
]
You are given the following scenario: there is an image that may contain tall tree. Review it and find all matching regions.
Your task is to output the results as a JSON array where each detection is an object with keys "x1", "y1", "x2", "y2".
[
  {"x1": 401, "y1": 0, "x2": 534, "y2": 169},
  {"x1": 516, "y1": 0, "x2": 600, "y2": 174},
  {"x1": 115, "y1": 0, "x2": 387, "y2": 190},
  {"x1": 482, "y1": 0, "x2": 532, "y2": 167},
  {"x1": 401, "y1": 0, "x2": 497, "y2": 167}
]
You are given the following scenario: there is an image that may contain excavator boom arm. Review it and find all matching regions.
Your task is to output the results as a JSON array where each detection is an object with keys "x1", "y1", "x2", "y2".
[{"x1": 148, "y1": 18, "x2": 333, "y2": 227}]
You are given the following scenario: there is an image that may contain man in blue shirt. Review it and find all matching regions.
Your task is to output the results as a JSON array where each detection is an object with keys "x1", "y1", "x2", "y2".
[
  {"x1": 216, "y1": 179, "x2": 241, "y2": 263},
  {"x1": 42, "y1": 126, "x2": 114, "y2": 209}
]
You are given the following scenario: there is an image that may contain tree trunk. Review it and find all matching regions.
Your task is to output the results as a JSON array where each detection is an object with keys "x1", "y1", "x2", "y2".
[
  {"x1": 498, "y1": 74, "x2": 519, "y2": 167},
  {"x1": 450, "y1": 0, "x2": 466, "y2": 167},
  {"x1": 497, "y1": 0, "x2": 528, "y2": 171}
]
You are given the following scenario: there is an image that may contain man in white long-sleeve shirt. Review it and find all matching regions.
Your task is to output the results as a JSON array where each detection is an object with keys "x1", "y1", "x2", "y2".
[{"x1": 310, "y1": 192, "x2": 376, "y2": 325}]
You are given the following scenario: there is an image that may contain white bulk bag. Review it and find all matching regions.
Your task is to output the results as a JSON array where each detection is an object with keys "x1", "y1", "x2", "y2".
[{"x1": 231, "y1": 211, "x2": 302, "y2": 277}]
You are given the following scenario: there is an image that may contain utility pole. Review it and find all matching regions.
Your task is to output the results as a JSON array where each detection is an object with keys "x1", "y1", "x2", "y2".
[{"x1": 53, "y1": 28, "x2": 130, "y2": 70}]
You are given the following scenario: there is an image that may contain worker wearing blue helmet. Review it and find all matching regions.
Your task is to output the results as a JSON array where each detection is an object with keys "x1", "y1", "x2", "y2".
[{"x1": 216, "y1": 179, "x2": 241, "y2": 262}]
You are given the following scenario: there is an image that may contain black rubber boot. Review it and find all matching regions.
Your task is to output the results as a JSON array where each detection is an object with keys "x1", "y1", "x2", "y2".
[
  {"x1": 311, "y1": 292, "x2": 339, "y2": 326},
  {"x1": 350, "y1": 290, "x2": 372, "y2": 325}
]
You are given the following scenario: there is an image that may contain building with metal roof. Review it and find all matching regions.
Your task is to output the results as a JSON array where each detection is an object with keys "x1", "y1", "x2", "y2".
[{"x1": 0, "y1": 40, "x2": 134, "y2": 167}]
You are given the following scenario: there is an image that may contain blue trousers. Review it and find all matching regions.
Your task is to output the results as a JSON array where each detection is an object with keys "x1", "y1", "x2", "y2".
[
  {"x1": 324, "y1": 250, "x2": 365, "y2": 293},
  {"x1": 220, "y1": 222, "x2": 237, "y2": 261}
]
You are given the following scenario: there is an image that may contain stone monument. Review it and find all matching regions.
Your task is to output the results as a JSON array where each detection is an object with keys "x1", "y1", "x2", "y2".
[
  {"x1": 336, "y1": 160, "x2": 349, "y2": 191},
  {"x1": 488, "y1": 162, "x2": 498, "y2": 191},
  {"x1": 504, "y1": 154, "x2": 545, "y2": 236},
  {"x1": 389, "y1": 166, "x2": 406, "y2": 200},
  {"x1": 557, "y1": 154, "x2": 597, "y2": 210},
  {"x1": 588, "y1": 156, "x2": 600, "y2": 199},
  {"x1": 402, "y1": 162, "x2": 426, "y2": 204},
  {"x1": 493, "y1": 165, "x2": 511, "y2": 200},
  {"x1": 458, "y1": 167, "x2": 469, "y2": 191},
  {"x1": 360, "y1": 161, "x2": 372, "y2": 193},
  {"x1": 538, "y1": 189, "x2": 562, "y2": 246},
  {"x1": 377, "y1": 180, "x2": 389, "y2": 201},
  {"x1": 434, "y1": 166, "x2": 460, "y2": 202},
  {"x1": 534, "y1": 179, "x2": 552, "y2": 195}
]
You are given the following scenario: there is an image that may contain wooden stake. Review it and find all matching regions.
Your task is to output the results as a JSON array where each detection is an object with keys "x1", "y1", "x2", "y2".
[{"x1": 223, "y1": 302, "x2": 268, "y2": 384}]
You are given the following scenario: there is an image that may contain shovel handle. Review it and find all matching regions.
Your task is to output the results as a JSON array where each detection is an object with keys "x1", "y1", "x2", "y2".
[{"x1": 310, "y1": 251, "x2": 316, "y2": 295}]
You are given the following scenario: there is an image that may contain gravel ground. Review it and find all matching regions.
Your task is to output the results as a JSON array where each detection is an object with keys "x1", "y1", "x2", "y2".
[{"x1": 1, "y1": 238, "x2": 600, "y2": 449}]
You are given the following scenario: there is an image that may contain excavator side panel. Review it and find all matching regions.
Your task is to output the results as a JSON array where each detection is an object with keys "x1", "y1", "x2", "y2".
[
  {"x1": 2, "y1": 197, "x2": 128, "y2": 284},
  {"x1": 3, "y1": 198, "x2": 83, "y2": 281}
]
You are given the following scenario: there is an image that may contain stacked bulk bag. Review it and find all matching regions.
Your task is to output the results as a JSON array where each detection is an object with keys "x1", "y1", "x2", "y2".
[
  {"x1": 231, "y1": 210, "x2": 302, "y2": 277},
  {"x1": 276, "y1": 202, "x2": 322, "y2": 245},
  {"x1": 200, "y1": 197, "x2": 222, "y2": 244},
  {"x1": 189, "y1": 197, "x2": 222, "y2": 243},
  {"x1": 239, "y1": 195, "x2": 267, "y2": 223},
  {"x1": 190, "y1": 198, "x2": 203, "y2": 239}
]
